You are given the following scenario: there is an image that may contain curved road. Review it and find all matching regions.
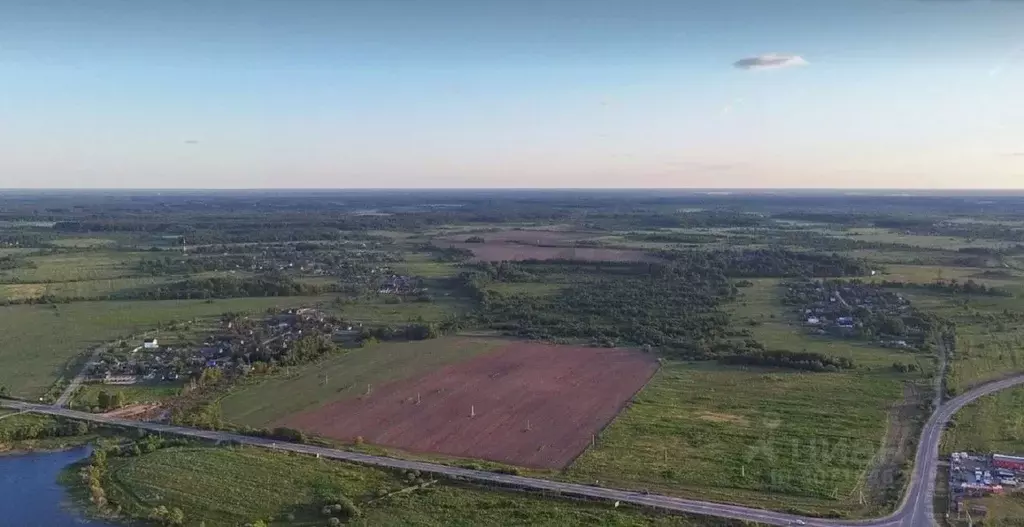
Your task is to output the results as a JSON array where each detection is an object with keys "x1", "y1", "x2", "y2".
[{"x1": 5, "y1": 374, "x2": 1024, "y2": 527}]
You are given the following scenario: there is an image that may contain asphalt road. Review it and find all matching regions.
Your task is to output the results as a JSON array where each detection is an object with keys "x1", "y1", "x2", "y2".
[{"x1": 5, "y1": 373, "x2": 1024, "y2": 527}]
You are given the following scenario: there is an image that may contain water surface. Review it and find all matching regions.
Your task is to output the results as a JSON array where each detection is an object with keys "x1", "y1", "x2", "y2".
[{"x1": 0, "y1": 447, "x2": 116, "y2": 526}]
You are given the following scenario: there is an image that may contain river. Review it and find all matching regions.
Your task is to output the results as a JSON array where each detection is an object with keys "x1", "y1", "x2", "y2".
[{"x1": 0, "y1": 447, "x2": 117, "y2": 527}]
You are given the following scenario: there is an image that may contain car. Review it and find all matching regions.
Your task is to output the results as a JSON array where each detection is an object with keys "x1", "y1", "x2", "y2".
[{"x1": 791, "y1": 521, "x2": 806, "y2": 526}]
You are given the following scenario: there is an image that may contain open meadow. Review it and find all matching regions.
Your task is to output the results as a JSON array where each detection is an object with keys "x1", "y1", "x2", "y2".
[{"x1": 96, "y1": 445, "x2": 714, "y2": 527}]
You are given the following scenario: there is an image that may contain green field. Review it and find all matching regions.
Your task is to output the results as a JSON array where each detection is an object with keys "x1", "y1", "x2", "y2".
[
  {"x1": 220, "y1": 337, "x2": 506, "y2": 427},
  {"x1": 329, "y1": 298, "x2": 466, "y2": 324},
  {"x1": 827, "y1": 228, "x2": 1015, "y2": 251},
  {"x1": 942, "y1": 386, "x2": 1024, "y2": 455},
  {"x1": 0, "y1": 275, "x2": 177, "y2": 301},
  {"x1": 48, "y1": 237, "x2": 118, "y2": 248},
  {"x1": 0, "y1": 252, "x2": 143, "y2": 283},
  {"x1": 0, "y1": 296, "x2": 335, "y2": 398},
  {"x1": 98, "y1": 446, "x2": 704, "y2": 527},
  {"x1": 565, "y1": 278, "x2": 920, "y2": 516},
  {"x1": 566, "y1": 362, "x2": 902, "y2": 515}
]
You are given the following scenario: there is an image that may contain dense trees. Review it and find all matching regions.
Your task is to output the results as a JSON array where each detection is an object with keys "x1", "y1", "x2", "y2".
[
  {"x1": 656, "y1": 248, "x2": 872, "y2": 278},
  {"x1": 719, "y1": 349, "x2": 855, "y2": 372},
  {"x1": 119, "y1": 274, "x2": 332, "y2": 300},
  {"x1": 877, "y1": 279, "x2": 1013, "y2": 297},
  {"x1": 0, "y1": 415, "x2": 90, "y2": 442},
  {"x1": 96, "y1": 390, "x2": 126, "y2": 411},
  {"x1": 466, "y1": 260, "x2": 735, "y2": 355}
]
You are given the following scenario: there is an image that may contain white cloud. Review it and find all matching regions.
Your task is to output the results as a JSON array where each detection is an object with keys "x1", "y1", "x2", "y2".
[{"x1": 733, "y1": 53, "x2": 809, "y2": 71}]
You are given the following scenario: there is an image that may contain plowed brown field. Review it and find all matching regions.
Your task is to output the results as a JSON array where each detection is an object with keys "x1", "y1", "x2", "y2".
[{"x1": 280, "y1": 343, "x2": 659, "y2": 469}]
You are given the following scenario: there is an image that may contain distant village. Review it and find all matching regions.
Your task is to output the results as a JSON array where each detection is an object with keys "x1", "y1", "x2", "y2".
[
  {"x1": 83, "y1": 308, "x2": 363, "y2": 387},
  {"x1": 782, "y1": 278, "x2": 928, "y2": 350}
]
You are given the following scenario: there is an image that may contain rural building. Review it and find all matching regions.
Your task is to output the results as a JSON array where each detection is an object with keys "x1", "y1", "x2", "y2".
[
  {"x1": 993, "y1": 454, "x2": 1024, "y2": 471},
  {"x1": 143, "y1": 338, "x2": 159, "y2": 349},
  {"x1": 103, "y1": 374, "x2": 139, "y2": 385}
]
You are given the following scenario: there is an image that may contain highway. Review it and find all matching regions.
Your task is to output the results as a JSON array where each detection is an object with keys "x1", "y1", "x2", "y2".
[{"x1": 5, "y1": 373, "x2": 1024, "y2": 527}]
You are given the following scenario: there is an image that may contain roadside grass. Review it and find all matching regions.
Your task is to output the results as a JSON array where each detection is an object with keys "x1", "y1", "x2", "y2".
[
  {"x1": 941, "y1": 386, "x2": 1024, "y2": 455},
  {"x1": 98, "y1": 445, "x2": 706, "y2": 526},
  {"x1": 71, "y1": 383, "x2": 182, "y2": 412},
  {"x1": 0, "y1": 296, "x2": 334, "y2": 399},
  {"x1": 219, "y1": 337, "x2": 506, "y2": 427},
  {"x1": 565, "y1": 362, "x2": 903, "y2": 516}
]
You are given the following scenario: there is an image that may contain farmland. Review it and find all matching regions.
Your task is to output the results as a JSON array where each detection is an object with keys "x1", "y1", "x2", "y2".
[
  {"x1": 4, "y1": 190, "x2": 1024, "y2": 521},
  {"x1": 281, "y1": 343, "x2": 659, "y2": 468},
  {"x1": 95, "y1": 446, "x2": 718, "y2": 526},
  {"x1": 220, "y1": 337, "x2": 506, "y2": 427}
]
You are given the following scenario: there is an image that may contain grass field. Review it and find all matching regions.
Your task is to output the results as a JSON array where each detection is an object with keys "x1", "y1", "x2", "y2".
[
  {"x1": 219, "y1": 337, "x2": 507, "y2": 427},
  {"x1": 0, "y1": 252, "x2": 144, "y2": 283},
  {"x1": 826, "y1": 228, "x2": 1015, "y2": 251},
  {"x1": 565, "y1": 279, "x2": 920, "y2": 516},
  {"x1": 97, "y1": 446, "x2": 706, "y2": 527},
  {"x1": 48, "y1": 237, "x2": 118, "y2": 248},
  {"x1": 566, "y1": 362, "x2": 902, "y2": 515},
  {"x1": 328, "y1": 298, "x2": 466, "y2": 324},
  {"x1": 0, "y1": 296, "x2": 335, "y2": 399},
  {"x1": 0, "y1": 276, "x2": 177, "y2": 301}
]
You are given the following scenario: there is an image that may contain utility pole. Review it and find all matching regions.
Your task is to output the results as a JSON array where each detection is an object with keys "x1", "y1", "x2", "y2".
[{"x1": 470, "y1": 405, "x2": 476, "y2": 418}]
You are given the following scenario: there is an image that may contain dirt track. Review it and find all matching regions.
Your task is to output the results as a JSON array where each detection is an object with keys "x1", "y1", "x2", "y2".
[{"x1": 280, "y1": 343, "x2": 659, "y2": 468}]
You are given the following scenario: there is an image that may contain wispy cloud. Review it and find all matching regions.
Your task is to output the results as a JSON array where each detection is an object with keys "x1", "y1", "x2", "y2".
[
  {"x1": 733, "y1": 53, "x2": 809, "y2": 71},
  {"x1": 719, "y1": 97, "x2": 745, "y2": 116},
  {"x1": 989, "y1": 43, "x2": 1024, "y2": 78}
]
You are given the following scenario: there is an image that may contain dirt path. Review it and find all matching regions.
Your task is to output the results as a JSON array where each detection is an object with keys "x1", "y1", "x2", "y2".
[{"x1": 862, "y1": 382, "x2": 925, "y2": 509}]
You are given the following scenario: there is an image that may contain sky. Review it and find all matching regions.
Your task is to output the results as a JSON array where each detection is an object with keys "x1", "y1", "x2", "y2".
[{"x1": 1, "y1": 0, "x2": 1022, "y2": 189}]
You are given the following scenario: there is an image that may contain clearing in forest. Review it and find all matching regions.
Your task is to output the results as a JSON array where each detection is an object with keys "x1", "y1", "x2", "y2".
[{"x1": 279, "y1": 342, "x2": 659, "y2": 469}]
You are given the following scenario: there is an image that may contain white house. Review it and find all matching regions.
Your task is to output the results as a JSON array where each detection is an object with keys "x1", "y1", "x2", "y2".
[{"x1": 143, "y1": 338, "x2": 158, "y2": 349}]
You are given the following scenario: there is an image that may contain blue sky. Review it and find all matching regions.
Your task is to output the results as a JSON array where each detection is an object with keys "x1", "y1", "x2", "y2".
[{"x1": 1, "y1": 0, "x2": 1022, "y2": 188}]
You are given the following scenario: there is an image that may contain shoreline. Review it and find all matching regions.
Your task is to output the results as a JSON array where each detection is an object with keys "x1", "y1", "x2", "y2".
[{"x1": 0, "y1": 438, "x2": 93, "y2": 457}]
